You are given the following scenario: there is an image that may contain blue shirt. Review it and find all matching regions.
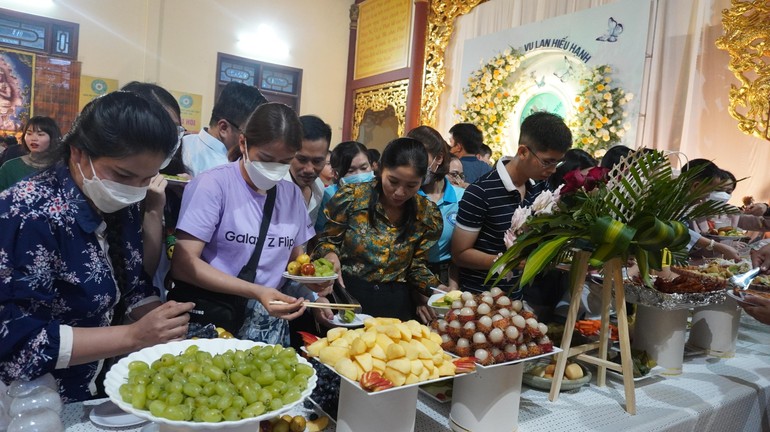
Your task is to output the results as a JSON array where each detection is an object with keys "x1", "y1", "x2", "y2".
[
  {"x1": 455, "y1": 159, "x2": 546, "y2": 296},
  {"x1": 460, "y1": 156, "x2": 492, "y2": 184},
  {"x1": 419, "y1": 180, "x2": 464, "y2": 263},
  {"x1": 0, "y1": 163, "x2": 158, "y2": 402},
  {"x1": 181, "y1": 128, "x2": 228, "y2": 176},
  {"x1": 314, "y1": 183, "x2": 339, "y2": 234}
]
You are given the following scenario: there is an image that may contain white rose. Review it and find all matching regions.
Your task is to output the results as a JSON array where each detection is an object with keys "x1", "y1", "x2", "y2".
[
  {"x1": 531, "y1": 190, "x2": 559, "y2": 216},
  {"x1": 509, "y1": 206, "x2": 532, "y2": 233}
]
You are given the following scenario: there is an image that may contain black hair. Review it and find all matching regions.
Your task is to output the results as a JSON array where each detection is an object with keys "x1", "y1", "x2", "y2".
[
  {"x1": 547, "y1": 148, "x2": 597, "y2": 190},
  {"x1": 367, "y1": 148, "x2": 381, "y2": 165},
  {"x1": 210, "y1": 82, "x2": 268, "y2": 128},
  {"x1": 718, "y1": 169, "x2": 737, "y2": 192},
  {"x1": 299, "y1": 115, "x2": 332, "y2": 145},
  {"x1": 120, "y1": 81, "x2": 187, "y2": 175},
  {"x1": 682, "y1": 158, "x2": 722, "y2": 182},
  {"x1": 21, "y1": 116, "x2": 61, "y2": 165},
  {"x1": 330, "y1": 141, "x2": 368, "y2": 184},
  {"x1": 229, "y1": 103, "x2": 302, "y2": 160},
  {"x1": 449, "y1": 123, "x2": 483, "y2": 155},
  {"x1": 599, "y1": 145, "x2": 632, "y2": 169},
  {"x1": 121, "y1": 81, "x2": 181, "y2": 120},
  {"x1": 519, "y1": 112, "x2": 572, "y2": 153},
  {"x1": 60, "y1": 91, "x2": 179, "y2": 164},
  {"x1": 407, "y1": 125, "x2": 450, "y2": 180},
  {"x1": 479, "y1": 144, "x2": 493, "y2": 157},
  {"x1": 368, "y1": 137, "x2": 428, "y2": 242}
]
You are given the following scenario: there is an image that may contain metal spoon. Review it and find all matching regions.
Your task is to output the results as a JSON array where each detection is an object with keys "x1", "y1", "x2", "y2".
[{"x1": 728, "y1": 267, "x2": 761, "y2": 290}]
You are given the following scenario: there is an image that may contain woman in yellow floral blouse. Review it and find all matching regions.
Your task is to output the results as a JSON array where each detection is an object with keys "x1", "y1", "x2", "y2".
[{"x1": 314, "y1": 138, "x2": 447, "y2": 323}]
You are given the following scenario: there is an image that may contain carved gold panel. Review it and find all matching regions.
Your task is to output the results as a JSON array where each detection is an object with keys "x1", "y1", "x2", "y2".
[
  {"x1": 420, "y1": 0, "x2": 486, "y2": 127},
  {"x1": 716, "y1": 0, "x2": 770, "y2": 141},
  {"x1": 352, "y1": 79, "x2": 409, "y2": 140}
]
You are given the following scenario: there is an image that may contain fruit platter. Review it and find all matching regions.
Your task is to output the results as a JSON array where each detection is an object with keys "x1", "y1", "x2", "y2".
[
  {"x1": 104, "y1": 339, "x2": 316, "y2": 431},
  {"x1": 522, "y1": 360, "x2": 592, "y2": 391},
  {"x1": 428, "y1": 290, "x2": 462, "y2": 315},
  {"x1": 300, "y1": 317, "x2": 475, "y2": 393},
  {"x1": 703, "y1": 225, "x2": 749, "y2": 241},
  {"x1": 430, "y1": 288, "x2": 555, "y2": 366},
  {"x1": 284, "y1": 254, "x2": 337, "y2": 283}
]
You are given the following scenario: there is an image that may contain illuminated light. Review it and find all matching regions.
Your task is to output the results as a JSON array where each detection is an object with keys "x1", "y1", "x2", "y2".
[
  {"x1": 5, "y1": 0, "x2": 54, "y2": 8},
  {"x1": 237, "y1": 24, "x2": 290, "y2": 61}
]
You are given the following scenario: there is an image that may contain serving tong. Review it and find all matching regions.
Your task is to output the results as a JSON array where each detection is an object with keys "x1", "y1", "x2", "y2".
[{"x1": 727, "y1": 267, "x2": 761, "y2": 291}]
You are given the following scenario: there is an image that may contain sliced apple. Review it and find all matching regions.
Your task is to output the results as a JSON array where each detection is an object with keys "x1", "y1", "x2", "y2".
[
  {"x1": 326, "y1": 327, "x2": 347, "y2": 342},
  {"x1": 387, "y1": 357, "x2": 412, "y2": 375},
  {"x1": 386, "y1": 343, "x2": 406, "y2": 360},
  {"x1": 354, "y1": 353, "x2": 374, "y2": 372},
  {"x1": 335, "y1": 358, "x2": 359, "y2": 381}
]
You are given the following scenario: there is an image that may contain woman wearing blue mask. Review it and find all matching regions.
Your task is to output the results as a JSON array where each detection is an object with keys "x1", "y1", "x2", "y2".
[
  {"x1": 170, "y1": 103, "x2": 330, "y2": 345},
  {"x1": 0, "y1": 92, "x2": 196, "y2": 402},
  {"x1": 314, "y1": 141, "x2": 374, "y2": 233},
  {"x1": 314, "y1": 138, "x2": 447, "y2": 323}
]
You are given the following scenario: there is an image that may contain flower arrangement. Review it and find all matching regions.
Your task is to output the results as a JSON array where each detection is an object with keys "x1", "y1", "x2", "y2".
[
  {"x1": 489, "y1": 150, "x2": 738, "y2": 289},
  {"x1": 456, "y1": 48, "x2": 523, "y2": 161},
  {"x1": 571, "y1": 65, "x2": 633, "y2": 158}
]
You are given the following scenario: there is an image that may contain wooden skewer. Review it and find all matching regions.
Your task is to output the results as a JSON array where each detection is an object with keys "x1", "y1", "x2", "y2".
[{"x1": 269, "y1": 300, "x2": 359, "y2": 310}]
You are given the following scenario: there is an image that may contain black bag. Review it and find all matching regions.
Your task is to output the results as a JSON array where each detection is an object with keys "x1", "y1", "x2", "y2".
[{"x1": 167, "y1": 187, "x2": 276, "y2": 334}]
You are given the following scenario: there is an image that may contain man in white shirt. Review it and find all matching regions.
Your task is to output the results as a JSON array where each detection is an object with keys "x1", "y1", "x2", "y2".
[
  {"x1": 182, "y1": 82, "x2": 267, "y2": 176},
  {"x1": 286, "y1": 115, "x2": 332, "y2": 222}
]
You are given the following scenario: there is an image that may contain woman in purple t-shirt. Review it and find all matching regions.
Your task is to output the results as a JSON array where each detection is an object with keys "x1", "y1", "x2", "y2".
[{"x1": 171, "y1": 103, "x2": 330, "y2": 344}]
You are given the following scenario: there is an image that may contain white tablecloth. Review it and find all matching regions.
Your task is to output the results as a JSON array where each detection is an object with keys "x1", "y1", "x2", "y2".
[{"x1": 64, "y1": 314, "x2": 770, "y2": 432}]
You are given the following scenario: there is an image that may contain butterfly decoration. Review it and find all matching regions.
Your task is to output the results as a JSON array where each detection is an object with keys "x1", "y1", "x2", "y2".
[
  {"x1": 530, "y1": 71, "x2": 546, "y2": 88},
  {"x1": 596, "y1": 17, "x2": 623, "y2": 42},
  {"x1": 553, "y1": 56, "x2": 575, "y2": 83}
]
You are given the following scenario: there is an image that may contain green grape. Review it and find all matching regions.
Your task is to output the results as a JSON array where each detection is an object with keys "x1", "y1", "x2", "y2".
[
  {"x1": 211, "y1": 355, "x2": 226, "y2": 370},
  {"x1": 213, "y1": 381, "x2": 231, "y2": 396},
  {"x1": 231, "y1": 395, "x2": 247, "y2": 410},
  {"x1": 270, "y1": 381, "x2": 286, "y2": 395},
  {"x1": 291, "y1": 375, "x2": 308, "y2": 391},
  {"x1": 236, "y1": 362, "x2": 254, "y2": 376},
  {"x1": 200, "y1": 408, "x2": 223, "y2": 422},
  {"x1": 167, "y1": 380, "x2": 183, "y2": 394},
  {"x1": 167, "y1": 391, "x2": 184, "y2": 406},
  {"x1": 131, "y1": 384, "x2": 147, "y2": 410},
  {"x1": 152, "y1": 373, "x2": 169, "y2": 386},
  {"x1": 194, "y1": 396, "x2": 208, "y2": 408},
  {"x1": 182, "y1": 382, "x2": 202, "y2": 398},
  {"x1": 229, "y1": 372, "x2": 247, "y2": 387},
  {"x1": 188, "y1": 372, "x2": 206, "y2": 386},
  {"x1": 119, "y1": 384, "x2": 132, "y2": 401},
  {"x1": 222, "y1": 407, "x2": 240, "y2": 421},
  {"x1": 148, "y1": 400, "x2": 166, "y2": 417},
  {"x1": 207, "y1": 395, "x2": 221, "y2": 408},
  {"x1": 128, "y1": 360, "x2": 150, "y2": 373},
  {"x1": 256, "y1": 346, "x2": 273, "y2": 360},
  {"x1": 195, "y1": 351, "x2": 213, "y2": 363},
  {"x1": 216, "y1": 394, "x2": 232, "y2": 410},
  {"x1": 182, "y1": 362, "x2": 200, "y2": 375},
  {"x1": 151, "y1": 359, "x2": 164, "y2": 371},
  {"x1": 256, "y1": 388, "x2": 272, "y2": 405},
  {"x1": 295, "y1": 363, "x2": 314, "y2": 377},
  {"x1": 146, "y1": 383, "x2": 162, "y2": 401},
  {"x1": 201, "y1": 381, "x2": 217, "y2": 397},
  {"x1": 242, "y1": 401, "x2": 266, "y2": 418},
  {"x1": 203, "y1": 364, "x2": 225, "y2": 381},
  {"x1": 159, "y1": 353, "x2": 176, "y2": 366},
  {"x1": 184, "y1": 345, "x2": 199, "y2": 356},
  {"x1": 241, "y1": 383, "x2": 258, "y2": 404},
  {"x1": 163, "y1": 405, "x2": 187, "y2": 421},
  {"x1": 269, "y1": 398, "x2": 283, "y2": 411},
  {"x1": 255, "y1": 371, "x2": 275, "y2": 386},
  {"x1": 283, "y1": 389, "x2": 301, "y2": 404},
  {"x1": 278, "y1": 347, "x2": 296, "y2": 359}
]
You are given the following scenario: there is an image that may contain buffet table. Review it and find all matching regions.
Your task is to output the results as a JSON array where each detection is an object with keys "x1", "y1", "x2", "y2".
[{"x1": 63, "y1": 314, "x2": 770, "y2": 432}]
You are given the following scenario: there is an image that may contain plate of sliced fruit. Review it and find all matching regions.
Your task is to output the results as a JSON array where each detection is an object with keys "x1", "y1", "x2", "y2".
[
  {"x1": 331, "y1": 312, "x2": 372, "y2": 328},
  {"x1": 284, "y1": 255, "x2": 337, "y2": 283}
]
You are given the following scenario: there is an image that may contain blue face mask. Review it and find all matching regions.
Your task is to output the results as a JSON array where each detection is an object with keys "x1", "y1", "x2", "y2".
[{"x1": 341, "y1": 171, "x2": 375, "y2": 185}]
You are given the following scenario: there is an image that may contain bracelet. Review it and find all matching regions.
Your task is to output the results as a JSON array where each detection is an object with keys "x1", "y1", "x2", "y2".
[{"x1": 705, "y1": 239, "x2": 715, "y2": 251}]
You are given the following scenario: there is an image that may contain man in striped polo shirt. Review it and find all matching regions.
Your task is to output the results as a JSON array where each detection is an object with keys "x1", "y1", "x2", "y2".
[{"x1": 451, "y1": 112, "x2": 572, "y2": 297}]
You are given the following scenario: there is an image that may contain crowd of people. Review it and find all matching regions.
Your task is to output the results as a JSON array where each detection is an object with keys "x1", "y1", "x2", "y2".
[{"x1": 2, "y1": 80, "x2": 770, "y2": 403}]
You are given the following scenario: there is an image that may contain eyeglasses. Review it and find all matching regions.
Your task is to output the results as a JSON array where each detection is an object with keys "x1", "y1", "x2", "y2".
[
  {"x1": 448, "y1": 171, "x2": 465, "y2": 179},
  {"x1": 526, "y1": 146, "x2": 564, "y2": 168}
]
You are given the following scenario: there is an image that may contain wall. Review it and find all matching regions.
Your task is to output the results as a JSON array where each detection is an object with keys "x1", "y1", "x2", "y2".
[{"x1": 3, "y1": 0, "x2": 352, "y2": 138}]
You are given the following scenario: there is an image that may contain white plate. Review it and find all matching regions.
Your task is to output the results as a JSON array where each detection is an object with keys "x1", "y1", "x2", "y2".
[
  {"x1": 726, "y1": 289, "x2": 758, "y2": 305},
  {"x1": 104, "y1": 339, "x2": 317, "y2": 431},
  {"x1": 607, "y1": 365, "x2": 665, "y2": 382},
  {"x1": 161, "y1": 175, "x2": 190, "y2": 185},
  {"x1": 282, "y1": 272, "x2": 338, "y2": 283},
  {"x1": 428, "y1": 293, "x2": 451, "y2": 315},
  {"x1": 522, "y1": 362, "x2": 592, "y2": 391},
  {"x1": 418, "y1": 381, "x2": 453, "y2": 403},
  {"x1": 330, "y1": 313, "x2": 372, "y2": 328},
  {"x1": 89, "y1": 400, "x2": 148, "y2": 428}
]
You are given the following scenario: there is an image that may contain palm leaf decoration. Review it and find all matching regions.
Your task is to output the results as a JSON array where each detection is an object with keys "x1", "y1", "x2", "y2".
[{"x1": 487, "y1": 149, "x2": 738, "y2": 291}]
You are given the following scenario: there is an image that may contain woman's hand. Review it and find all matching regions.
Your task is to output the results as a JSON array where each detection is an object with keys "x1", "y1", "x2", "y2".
[
  {"x1": 324, "y1": 252, "x2": 345, "y2": 288},
  {"x1": 714, "y1": 242, "x2": 740, "y2": 261},
  {"x1": 145, "y1": 174, "x2": 167, "y2": 213},
  {"x1": 311, "y1": 296, "x2": 334, "y2": 325},
  {"x1": 739, "y1": 295, "x2": 770, "y2": 325},
  {"x1": 414, "y1": 293, "x2": 436, "y2": 325},
  {"x1": 129, "y1": 300, "x2": 194, "y2": 347},
  {"x1": 259, "y1": 290, "x2": 306, "y2": 320},
  {"x1": 744, "y1": 203, "x2": 768, "y2": 216}
]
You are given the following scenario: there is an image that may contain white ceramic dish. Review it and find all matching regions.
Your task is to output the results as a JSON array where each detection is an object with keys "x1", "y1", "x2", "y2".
[
  {"x1": 89, "y1": 400, "x2": 147, "y2": 428},
  {"x1": 104, "y1": 339, "x2": 317, "y2": 431},
  {"x1": 522, "y1": 361, "x2": 591, "y2": 391},
  {"x1": 606, "y1": 365, "x2": 665, "y2": 381},
  {"x1": 418, "y1": 381, "x2": 453, "y2": 403},
  {"x1": 282, "y1": 272, "x2": 338, "y2": 283},
  {"x1": 428, "y1": 293, "x2": 451, "y2": 315},
  {"x1": 330, "y1": 313, "x2": 372, "y2": 328}
]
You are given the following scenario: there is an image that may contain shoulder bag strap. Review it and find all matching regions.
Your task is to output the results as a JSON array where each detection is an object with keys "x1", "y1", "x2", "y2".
[{"x1": 237, "y1": 186, "x2": 277, "y2": 282}]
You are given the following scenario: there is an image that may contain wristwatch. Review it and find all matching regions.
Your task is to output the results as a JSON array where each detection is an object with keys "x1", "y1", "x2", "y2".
[{"x1": 705, "y1": 239, "x2": 716, "y2": 251}]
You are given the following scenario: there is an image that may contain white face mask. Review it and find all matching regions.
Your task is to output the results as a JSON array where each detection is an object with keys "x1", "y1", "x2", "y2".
[
  {"x1": 708, "y1": 191, "x2": 731, "y2": 204},
  {"x1": 243, "y1": 141, "x2": 290, "y2": 190},
  {"x1": 340, "y1": 171, "x2": 375, "y2": 185},
  {"x1": 78, "y1": 158, "x2": 148, "y2": 213}
]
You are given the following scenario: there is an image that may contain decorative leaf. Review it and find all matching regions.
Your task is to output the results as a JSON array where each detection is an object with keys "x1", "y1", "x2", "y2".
[{"x1": 519, "y1": 236, "x2": 570, "y2": 288}]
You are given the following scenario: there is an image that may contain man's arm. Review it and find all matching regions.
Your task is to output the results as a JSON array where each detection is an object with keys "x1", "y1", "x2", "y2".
[{"x1": 451, "y1": 227, "x2": 497, "y2": 270}]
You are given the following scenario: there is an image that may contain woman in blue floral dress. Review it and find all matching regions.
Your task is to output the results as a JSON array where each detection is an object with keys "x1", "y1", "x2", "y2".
[{"x1": 0, "y1": 92, "x2": 195, "y2": 402}]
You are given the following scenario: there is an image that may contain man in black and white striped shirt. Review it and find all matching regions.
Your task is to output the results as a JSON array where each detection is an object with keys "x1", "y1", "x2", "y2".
[{"x1": 451, "y1": 112, "x2": 572, "y2": 297}]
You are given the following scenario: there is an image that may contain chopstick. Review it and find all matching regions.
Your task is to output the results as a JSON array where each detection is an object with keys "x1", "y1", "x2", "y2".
[{"x1": 269, "y1": 300, "x2": 359, "y2": 310}]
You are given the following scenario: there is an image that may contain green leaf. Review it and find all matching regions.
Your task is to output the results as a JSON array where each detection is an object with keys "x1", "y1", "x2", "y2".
[{"x1": 519, "y1": 236, "x2": 570, "y2": 288}]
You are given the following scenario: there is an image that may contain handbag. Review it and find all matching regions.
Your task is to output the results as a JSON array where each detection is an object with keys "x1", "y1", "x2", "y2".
[{"x1": 168, "y1": 187, "x2": 276, "y2": 334}]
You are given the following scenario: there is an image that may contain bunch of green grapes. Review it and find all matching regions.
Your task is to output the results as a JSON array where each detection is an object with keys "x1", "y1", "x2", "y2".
[{"x1": 119, "y1": 344, "x2": 314, "y2": 423}]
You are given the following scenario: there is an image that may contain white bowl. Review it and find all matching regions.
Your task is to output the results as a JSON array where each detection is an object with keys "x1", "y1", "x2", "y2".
[
  {"x1": 428, "y1": 293, "x2": 451, "y2": 316},
  {"x1": 104, "y1": 339, "x2": 317, "y2": 431}
]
